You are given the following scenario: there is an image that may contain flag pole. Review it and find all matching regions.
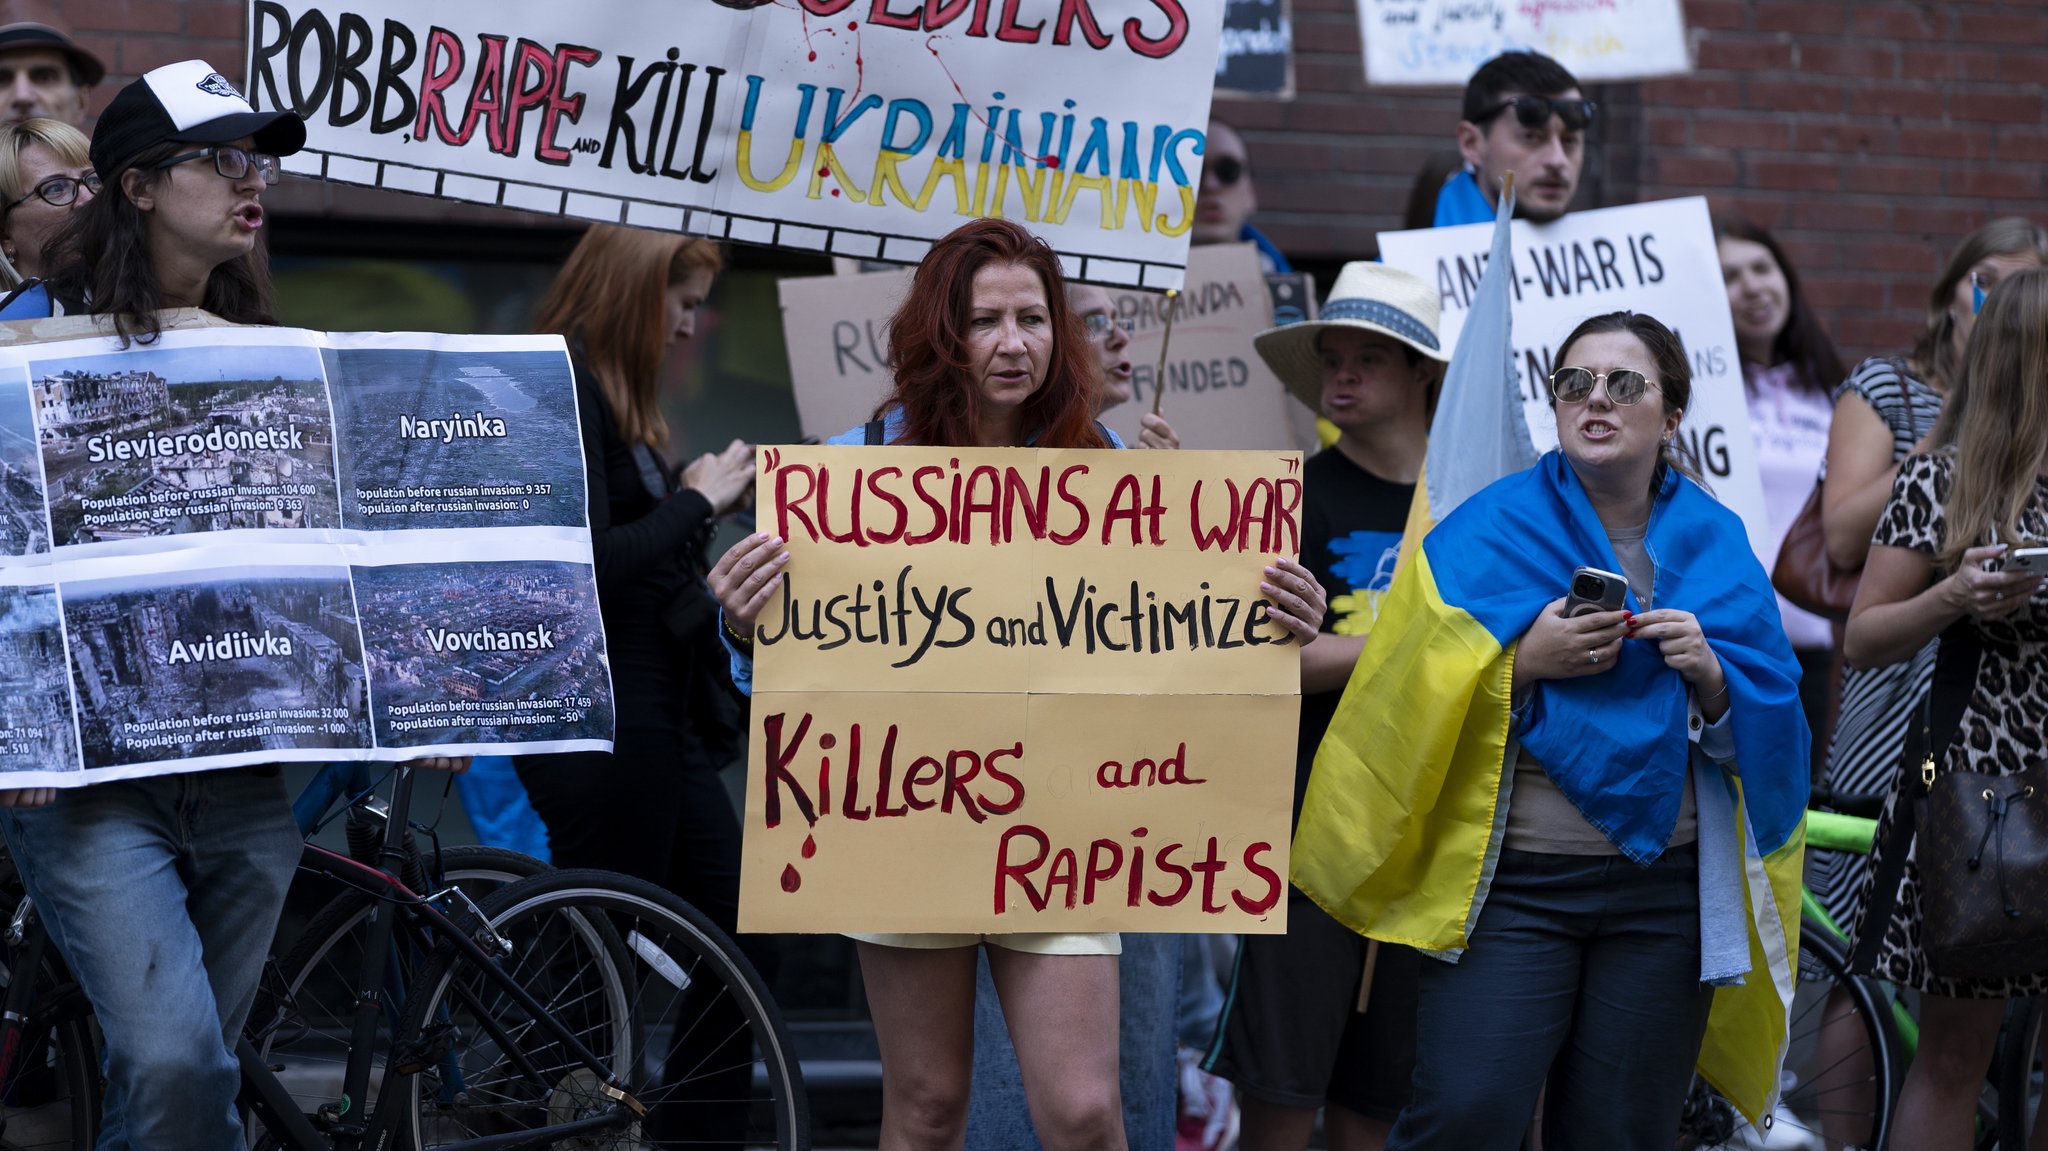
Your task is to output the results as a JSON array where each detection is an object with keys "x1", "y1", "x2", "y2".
[{"x1": 1151, "y1": 288, "x2": 1179, "y2": 416}]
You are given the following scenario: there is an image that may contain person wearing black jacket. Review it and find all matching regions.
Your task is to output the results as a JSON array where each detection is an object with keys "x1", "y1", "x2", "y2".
[{"x1": 519, "y1": 223, "x2": 754, "y2": 917}]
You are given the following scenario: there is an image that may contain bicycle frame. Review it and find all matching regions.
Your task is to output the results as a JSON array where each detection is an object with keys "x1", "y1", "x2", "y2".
[{"x1": 240, "y1": 765, "x2": 645, "y2": 1151}]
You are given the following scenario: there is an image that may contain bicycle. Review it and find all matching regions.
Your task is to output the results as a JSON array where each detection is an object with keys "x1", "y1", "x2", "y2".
[
  {"x1": 1, "y1": 762, "x2": 810, "y2": 1150},
  {"x1": 1682, "y1": 793, "x2": 2042, "y2": 1151}
]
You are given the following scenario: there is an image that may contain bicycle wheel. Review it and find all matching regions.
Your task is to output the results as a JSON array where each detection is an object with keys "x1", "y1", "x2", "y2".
[
  {"x1": 1997, "y1": 997, "x2": 2043, "y2": 1151},
  {"x1": 255, "y1": 845, "x2": 549, "y2": 1118},
  {"x1": 1779, "y1": 924, "x2": 1899, "y2": 1150},
  {"x1": 1685, "y1": 919, "x2": 1897, "y2": 1151},
  {"x1": 0, "y1": 947, "x2": 98, "y2": 1151},
  {"x1": 396, "y1": 869, "x2": 808, "y2": 1151}
]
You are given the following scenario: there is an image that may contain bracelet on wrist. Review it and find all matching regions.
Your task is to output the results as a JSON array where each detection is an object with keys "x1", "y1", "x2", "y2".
[
  {"x1": 1700, "y1": 681, "x2": 1729, "y2": 704},
  {"x1": 722, "y1": 613, "x2": 754, "y2": 649}
]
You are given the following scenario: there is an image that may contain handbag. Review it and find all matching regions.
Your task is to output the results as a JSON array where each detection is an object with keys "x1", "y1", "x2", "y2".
[
  {"x1": 1771, "y1": 482, "x2": 1858, "y2": 621},
  {"x1": 1771, "y1": 368, "x2": 1916, "y2": 622},
  {"x1": 1918, "y1": 760, "x2": 2048, "y2": 980}
]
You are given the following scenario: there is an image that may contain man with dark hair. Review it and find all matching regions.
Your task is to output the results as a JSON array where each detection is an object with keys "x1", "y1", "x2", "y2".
[
  {"x1": 1433, "y1": 50, "x2": 1592, "y2": 227},
  {"x1": 0, "y1": 0, "x2": 102, "y2": 128}
]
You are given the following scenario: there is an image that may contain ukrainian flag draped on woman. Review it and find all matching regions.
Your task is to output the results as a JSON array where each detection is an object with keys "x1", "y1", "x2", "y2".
[{"x1": 1292, "y1": 449, "x2": 1809, "y2": 1125}]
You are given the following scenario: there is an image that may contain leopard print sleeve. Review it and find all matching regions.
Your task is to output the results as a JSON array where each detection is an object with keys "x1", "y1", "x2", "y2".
[{"x1": 1871, "y1": 451, "x2": 1950, "y2": 556}]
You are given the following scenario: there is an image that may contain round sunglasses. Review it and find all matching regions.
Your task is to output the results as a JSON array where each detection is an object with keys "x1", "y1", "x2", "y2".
[{"x1": 1548, "y1": 366, "x2": 1661, "y2": 406}]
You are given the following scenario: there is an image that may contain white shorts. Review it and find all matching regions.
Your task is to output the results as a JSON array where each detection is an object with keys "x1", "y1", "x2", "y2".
[{"x1": 845, "y1": 931, "x2": 1121, "y2": 956}]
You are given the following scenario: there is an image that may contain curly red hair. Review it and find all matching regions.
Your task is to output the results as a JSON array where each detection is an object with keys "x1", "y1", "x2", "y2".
[{"x1": 879, "y1": 218, "x2": 1107, "y2": 449}]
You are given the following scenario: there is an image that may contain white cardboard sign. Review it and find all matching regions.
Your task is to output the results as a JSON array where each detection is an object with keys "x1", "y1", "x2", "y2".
[
  {"x1": 248, "y1": 0, "x2": 1223, "y2": 287},
  {"x1": 1359, "y1": 0, "x2": 1689, "y2": 88},
  {"x1": 1378, "y1": 198, "x2": 1771, "y2": 556}
]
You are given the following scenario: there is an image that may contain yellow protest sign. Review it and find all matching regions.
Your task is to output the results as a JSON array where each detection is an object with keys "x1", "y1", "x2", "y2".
[{"x1": 739, "y1": 445, "x2": 1302, "y2": 934}]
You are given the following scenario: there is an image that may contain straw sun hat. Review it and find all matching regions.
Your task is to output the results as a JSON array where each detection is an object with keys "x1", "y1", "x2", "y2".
[{"x1": 1254, "y1": 262, "x2": 1449, "y2": 409}]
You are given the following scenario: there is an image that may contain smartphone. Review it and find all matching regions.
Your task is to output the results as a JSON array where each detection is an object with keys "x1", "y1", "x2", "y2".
[
  {"x1": 2004, "y1": 547, "x2": 2048, "y2": 576},
  {"x1": 1562, "y1": 566, "x2": 1630, "y2": 617}
]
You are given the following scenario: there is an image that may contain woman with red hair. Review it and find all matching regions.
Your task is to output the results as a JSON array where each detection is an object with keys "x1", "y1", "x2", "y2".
[{"x1": 714, "y1": 218, "x2": 1327, "y2": 1150}]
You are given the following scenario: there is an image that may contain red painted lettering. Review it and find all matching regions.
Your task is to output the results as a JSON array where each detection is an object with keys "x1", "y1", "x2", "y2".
[
  {"x1": 1233, "y1": 843, "x2": 1282, "y2": 915},
  {"x1": 1050, "y1": 464, "x2": 1091, "y2": 545},
  {"x1": 874, "y1": 724, "x2": 909, "y2": 817},
  {"x1": 760, "y1": 711, "x2": 817, "y2": 829},
  {"x1": 903, "y1": 754, "x2": 944, "y2": 811},
  {"x1": 1123, "y1": 0, "x2": 1188, "y2": 59},
  {"x1": 1126, "y1": 827, "x2": 1148, "y2": 906},
  {"x1": 1045, "y1": 847, "x2": 1078, "y2": 908},
  {"x1": 995, "y1": 0, "x2": 1045, "y2": 42},
  {"x1": 1194, "y1": 836, "x2": 1229, "y2": 913},
  {"x1": 979, "y1": 743, "x2": 1027, "y2": 814},
  {"x1": 868, "y1": 0, "x2": 922, "y2": 28},
  {"x1": 1189, "y1": 478, "x2": 1239, "y2": 551},
  {"x1": 955, "y1": 464, "x2": 1001, "y2": 544},
  {"x1": 775, "y1": 463, "x2": 821, "y2": 542},
  {"x1": 1148, "y1": 843, "x2": 1192, "y2": 906},
  {"x1": 813, "y1": 466, "x2": 861, "y2": 544},
  {"x1": 536, "y1": 44, "x2": 599, "y2": 165},
  {"x1": 907, "y1": 466, "x2": 949, "y2": 545},
  {"x1": 413, "y1": 27, "x2": 466, "y2": 144},
  {"x1": 841, "y1": 722, "x2": 871, "y2": 819},
  {"x1": 457, "y1": 34, "x2": 511, "y2": 154},
  {"x1": 1002, "y1": 466, "x2": 1050, "y2": 541},
  {"x1": 865, "y1": 466, "x2": 909, "y2": 543},
  {"x1": 995, "y1": 824, "x2": 1051, "y2": 912},
  {"x1": 1054, "y1": 0, "x2": 1113, "y2": 48},
  {"x1": 1084, "y1": 839, "x2": 1123, "y2": 904},
  {"x1": 501, "y1": 39, "x2": 558, "y2": 158},
  {"x1": 941, "y1": 749, "x2": 986, "y2": 821}
]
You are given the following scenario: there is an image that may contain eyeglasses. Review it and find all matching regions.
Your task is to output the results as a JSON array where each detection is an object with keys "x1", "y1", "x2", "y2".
[
  {"x1": 153, "y1": 145, "x2": 280, "y2": 185},
  {"x1": 1549, "y1": 366, "x2": 1660, "y2": 406},
  {"x1": 1082, "y1": 313, "x2": 1134, "y2": 340},
  {"x1": 1475, "y1": 95, "x2": 1598, "y2": 132},
  {"x1": 4, "y1": 171, "x2": 98, "y2": 213},
  {"x1": 1203, "y1": 156, "x2": 1245, "y2": 187}
]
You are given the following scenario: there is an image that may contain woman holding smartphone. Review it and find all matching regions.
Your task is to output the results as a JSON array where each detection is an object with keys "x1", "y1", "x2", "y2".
[
  {"x1": 1293, "y1": 311, "x2": 1808, "y2": 1150},
  {"x1": 1844, "y1": 267, "x2": 2048, "y2": 1150},
  {"x1": 711, "y1": 217, "x2": 1327, "y2": 1151},
  {"x1": 1810, "y1": 217, "x2": 2048, "y2": 942}
]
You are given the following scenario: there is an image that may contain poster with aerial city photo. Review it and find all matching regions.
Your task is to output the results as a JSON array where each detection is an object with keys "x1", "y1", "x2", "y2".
[
  {"x1": 352, "y1": 559, "x2": 612, "y2": 749},
  {"x1": 0, "y1": 584, "x2": 79, "y2": 773},
  {"x1": 0, "y1": 326, "x2": 612, "y2": 785},
  {"x1": 0, "y1": 370, "x2": 50, "y2": 556},
  {"x1": 325, "y1": 341, "x2": 586, "y2": 531},
  {"x1": 60, "y1": 565, "x2": 372, "y2": 771},
  {"x1": 31, "y1": 342, "x2": 340, "y2": 547}
]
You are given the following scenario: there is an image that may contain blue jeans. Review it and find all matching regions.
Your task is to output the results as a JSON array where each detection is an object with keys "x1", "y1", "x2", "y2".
[
  {"x1": 966, "y1": 934, "x2": 1181, "y2": 1151},
  {"x1": 1386, "y1": 846, "x2": 1714, "y2": 1151},
  {"x1": 1, "y1": 769, "x2": 300, "y2": 1151}
]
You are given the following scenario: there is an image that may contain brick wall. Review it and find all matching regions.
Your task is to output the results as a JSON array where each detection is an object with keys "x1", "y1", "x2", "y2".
[
  {"x1": 1220, "y1": 0, "x2": 2048, "y2": 365},
  {"x1": 62, "y1": 0, "x2": 2048, "y2": 361}
]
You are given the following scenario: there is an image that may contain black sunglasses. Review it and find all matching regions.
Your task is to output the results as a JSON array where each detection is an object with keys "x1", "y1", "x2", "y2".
[
  {"x1": 1203, "y1": 156, "x2": 1245, "y2": 187},
  {"x1": 1476, "y1": 95, "x2": 1597, "y2": 132}
]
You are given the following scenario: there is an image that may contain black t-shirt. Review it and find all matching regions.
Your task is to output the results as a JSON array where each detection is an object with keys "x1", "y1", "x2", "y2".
[{"x1": 1295, "y1": 448, "x2": 1415, "y2": 823}]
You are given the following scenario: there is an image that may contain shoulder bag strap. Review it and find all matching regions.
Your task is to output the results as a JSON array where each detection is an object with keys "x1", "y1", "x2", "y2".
[
  {"x1": 863, "y1": 418, "x2": 885, "y2": 446},
  {"x1": 1852, "y1": 698, "x2": 1930, "y2": 973},
  {"x1": 1850, "y1": 621, "x2": 1980, "y2": 972}
]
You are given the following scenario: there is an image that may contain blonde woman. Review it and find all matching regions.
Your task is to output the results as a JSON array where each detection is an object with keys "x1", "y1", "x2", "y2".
[
  {"x1": 1845, "y1": 266, "x2": 2048, "y2": 1150},
  {"x1": 0, "y1": 116, "x2": 94, "y2": 293}
]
